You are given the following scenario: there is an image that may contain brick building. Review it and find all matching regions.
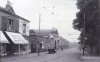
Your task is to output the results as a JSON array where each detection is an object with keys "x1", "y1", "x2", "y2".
[{"x1": 0, "y1": 1, "x2": 30, "y2": 56}]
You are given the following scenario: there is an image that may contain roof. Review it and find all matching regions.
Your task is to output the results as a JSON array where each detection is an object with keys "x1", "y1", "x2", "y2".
[
  {"x1": 0, "y1": 5, "x2": 30, "y2": 22},
  {"x1": 34, "y1": 29, "x2": 52, "y2": 36},
  {"x1": 59, "y1": 36, "x2": 70, "y2": 44},
  {"x1": 5, "y1": 4, "x2": 15, "y2": 14}
]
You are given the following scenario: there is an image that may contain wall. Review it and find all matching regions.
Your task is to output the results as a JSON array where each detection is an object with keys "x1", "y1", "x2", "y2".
[{"x1": 19, "y1": 19, "x2": 29, "y2": 36}]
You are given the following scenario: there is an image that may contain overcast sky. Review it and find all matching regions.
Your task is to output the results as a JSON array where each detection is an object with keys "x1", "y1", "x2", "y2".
[{"x1": 0, "y1": 0, "x2": 80, "y2": 42}]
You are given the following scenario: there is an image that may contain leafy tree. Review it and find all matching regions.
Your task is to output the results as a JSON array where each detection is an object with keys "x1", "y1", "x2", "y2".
[{"x1": 73, "y1": 0, "x2": 99, "y2": 55}]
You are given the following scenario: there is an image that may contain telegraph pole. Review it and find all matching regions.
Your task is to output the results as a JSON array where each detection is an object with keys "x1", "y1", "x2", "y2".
[{"x1": 37, "y1": 14, "x2": 41, "y2": 55}]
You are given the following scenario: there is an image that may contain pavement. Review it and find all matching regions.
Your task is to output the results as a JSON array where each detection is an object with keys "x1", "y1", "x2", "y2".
[
  {"x1": 80, "y1": 50, "x2": 100, "y2": 60},
  {"x1": 1, "y1": 47, "x2": 100, "y2": 62},
  {"x1": 82, "y1": 56, "x2": 100, "y2": 60},
  {"x1": 1, "y1": 51, "x2": 47, "y2": 62}
]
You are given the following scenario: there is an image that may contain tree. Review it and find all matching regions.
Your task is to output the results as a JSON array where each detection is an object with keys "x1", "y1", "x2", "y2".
[{"x1": 73, "y1": 0, "x2": 99, "y2": 55}]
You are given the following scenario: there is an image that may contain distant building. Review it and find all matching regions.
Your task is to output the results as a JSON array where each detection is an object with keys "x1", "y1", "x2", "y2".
[
  {"x1": 0, "y1": 1, "x2": 30, "y2": 56},
  {"x1": 59, "y1": 36, "x2": 69, "y2": 49},
  {"x1": 29, "y1": 28, "x2": 60, "y2": 52}
]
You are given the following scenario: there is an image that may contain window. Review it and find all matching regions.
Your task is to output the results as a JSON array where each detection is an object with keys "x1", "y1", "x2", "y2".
[
  {"x1": 8, "y1": 19, "x2": 14, "y2": 31},
  {"x1": 23, "y1": 23, "x2": 26, "y2": 34},
  {"x1": 9, "y1": 19, "x2": 13, "y2": 25}
]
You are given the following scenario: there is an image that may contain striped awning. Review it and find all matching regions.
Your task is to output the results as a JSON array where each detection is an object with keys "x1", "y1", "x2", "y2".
[
  {"x1": 0, "y1": 31, "x2": 9, "y2": 43},
  {"x1": 5, "y1": 31, "x2": 29, "y2": 44}
]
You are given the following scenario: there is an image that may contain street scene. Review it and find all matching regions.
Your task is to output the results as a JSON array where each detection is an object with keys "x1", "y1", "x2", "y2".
[{"x1": 0, "y1": 0, "x2": 100, "y2": 62}]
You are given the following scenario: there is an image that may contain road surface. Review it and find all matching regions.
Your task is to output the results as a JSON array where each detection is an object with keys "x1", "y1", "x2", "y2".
[{"x1": 1, "y1": 47, "x2": 100, "y2": 62}]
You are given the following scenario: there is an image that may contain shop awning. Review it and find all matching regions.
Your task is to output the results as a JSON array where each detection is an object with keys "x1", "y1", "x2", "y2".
[
  {"x1": 5, "y1": 31, "x2": 29, "y2": 44},
  {"x1": 0, "y1": 31, "x2": 9, "y2": 43}
]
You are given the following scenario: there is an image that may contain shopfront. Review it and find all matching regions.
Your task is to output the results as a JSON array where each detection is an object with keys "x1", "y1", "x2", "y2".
[{"x1": 5, "y1": 31, "x2": 29, "y2": 55}]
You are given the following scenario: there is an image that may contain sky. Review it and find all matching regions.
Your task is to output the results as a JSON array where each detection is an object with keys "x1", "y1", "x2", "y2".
[{"x1": 0, "y1": 0, "x2": 80, "y2": 42}]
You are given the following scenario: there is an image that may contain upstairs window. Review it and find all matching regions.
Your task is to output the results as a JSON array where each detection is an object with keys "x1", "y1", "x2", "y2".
[
  {"x1": 9, "y1": 19, "x2": 13, "y2": 25},
  {"x1": 23, "y1": 23, "x2": 26, "y2": 34},
  {"x1": 8, "y1": 18, "x2": 14, "y2": 31}
]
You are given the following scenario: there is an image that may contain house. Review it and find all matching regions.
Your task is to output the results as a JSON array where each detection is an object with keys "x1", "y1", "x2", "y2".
[{"x1": 0, "y1": 1, "x2": 30, "y2": 56}]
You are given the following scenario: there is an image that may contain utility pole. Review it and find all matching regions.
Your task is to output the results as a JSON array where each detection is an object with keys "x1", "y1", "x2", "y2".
[{"x1": 37, "y1": 14, "x2": 41, "y2": 55}]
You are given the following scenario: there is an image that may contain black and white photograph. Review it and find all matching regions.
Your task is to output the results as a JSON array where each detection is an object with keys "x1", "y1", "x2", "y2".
[{"x1": 0, "y1": 0, "x2": 100, "y2": 62}]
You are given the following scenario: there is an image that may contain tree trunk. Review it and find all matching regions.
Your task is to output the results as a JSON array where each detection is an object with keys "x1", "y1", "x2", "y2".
[
  {"x1": 83, "y1": 48, "x2": 85, "y2": 56},
  {"x1": 97, "y1": 41, "x2": 99, "y2": 56},
  {"x1": 90, "y1": 46, "x2": 93, "y2": 55}
]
